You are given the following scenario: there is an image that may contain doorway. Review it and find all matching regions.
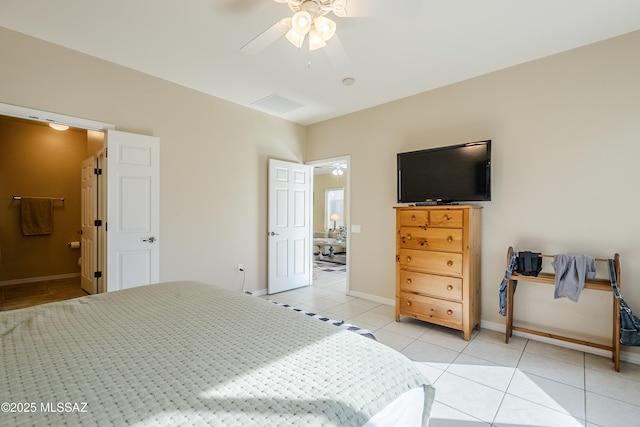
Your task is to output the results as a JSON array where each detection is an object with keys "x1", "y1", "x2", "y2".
[
  {"x1": 0, "y1": 103, "x2": 115, "y2": 295},
  {"x1": 0, "y1": 115, "x2": 105, "y2": 295},
  {"x1": 0, "y1": 104, "x2": 161, "y2": 297},
  {"x1": 307, "y1": 156, "x2": 350, "y2": 294}
]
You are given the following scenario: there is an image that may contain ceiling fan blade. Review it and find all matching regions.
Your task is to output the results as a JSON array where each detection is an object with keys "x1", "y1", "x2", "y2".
[
  {"x1": 343, "y1": 0, "x2": 422, "y2": 18},
  {"x1": 324, "y1": 34, "x2": 350, "y2": 69},
  {"x1": 241, "y1": 19, "x2": 289, "y2": 54},
  {"x1": 218, "y1": 0, "x2": 263, "y2": 14}
]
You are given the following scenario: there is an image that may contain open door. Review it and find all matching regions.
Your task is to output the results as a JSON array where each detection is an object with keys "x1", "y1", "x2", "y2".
[
  {"x1": 268, "y1": 159, "x2": 312, "y2": 294},
  {"x1": 106, "y1": 130, "x2": 160, "y2": 291},
  {"x1": 80, "y1": 156, "x2": 97, "y2": 294}
]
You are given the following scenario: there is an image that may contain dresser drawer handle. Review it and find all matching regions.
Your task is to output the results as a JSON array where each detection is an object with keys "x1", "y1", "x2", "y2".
[
  {"x1": 406, "y1": 278, "x2": 412, "y2": 284},
  {"x1": 447, "y1": 260, "x2": 453, "y2": 267},
  {"x1": 443, "y1": 214, "x2": 450, "y2": 221},
  {"x1": 411, "y1": 215, "x2": 416, "y2": 221},
  {"x1": 447, "y1": 236, "x2": 453, "y2": 243},
  {"x1": 406, "y1": 256, "x2": 412, "y2": 263},
  {"x1": 447, "y1": 285, "x2": 453, "y2": 291},
  {"x1": 406, "y1": 301, "x2": 412, "y2": 306},
  {"x1": 406, "y1": 234, "x2": 412, "y2": 240},
  {"x1": 447, "y1": 309, "x2": 453, "y2": 315}
]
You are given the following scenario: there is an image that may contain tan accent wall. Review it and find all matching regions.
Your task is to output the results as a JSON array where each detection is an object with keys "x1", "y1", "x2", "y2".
[
  {"x1": 0, "y1": 116, "x2": 86, "y2": 280},
  {"x1": 307, "y1": 30, "x2": 640, "y2": 353},
  {"x1": 86, "y1": 130, "x2": 104, "y2": 157}
]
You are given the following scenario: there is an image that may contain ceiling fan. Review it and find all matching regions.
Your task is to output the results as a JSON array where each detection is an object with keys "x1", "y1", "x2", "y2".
[
  {"x1": 331, "y1": 163, "x2": 347, "y2": 176},
  {"x1": 240, "y1": 0, "x2": 416, "y2": 68}
]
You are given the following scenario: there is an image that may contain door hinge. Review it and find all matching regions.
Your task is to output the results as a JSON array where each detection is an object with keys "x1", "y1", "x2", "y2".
[
  {"x1": 94, "y1": 271, "x2": 103, "y2": 278},
  {"x1": 94, "y1": 168, "x2": 102, "y2": 175},
  {"x1": 94, "y1": 219, "x2": 103, "y2": 226}
]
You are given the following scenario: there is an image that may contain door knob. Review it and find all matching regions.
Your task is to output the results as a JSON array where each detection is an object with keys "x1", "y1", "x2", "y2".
[
  {"x1": 269, "y1": 232, "x2": 280, "y2": 236},
  {"x1": 142, "y1": 236, "x2": 156, "y2": 243}
]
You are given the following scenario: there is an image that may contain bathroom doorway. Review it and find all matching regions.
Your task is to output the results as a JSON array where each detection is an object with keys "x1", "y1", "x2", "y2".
[
  {"x1": 0, "y1": 104, "x2": 161, "y2": 301},
  {"x1": 0, "y1": 115, "x2": 98, "y2": 306}
]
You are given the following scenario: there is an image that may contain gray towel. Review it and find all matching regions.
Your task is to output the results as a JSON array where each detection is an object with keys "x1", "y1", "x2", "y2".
[{"x1": 552, "y1": 254, "x2": 596, "y2": 302}]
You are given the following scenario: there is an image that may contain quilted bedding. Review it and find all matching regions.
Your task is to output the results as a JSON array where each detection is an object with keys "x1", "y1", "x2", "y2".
[{"x1": 1, "y1": 281, "x2": 434, "y2": 426}]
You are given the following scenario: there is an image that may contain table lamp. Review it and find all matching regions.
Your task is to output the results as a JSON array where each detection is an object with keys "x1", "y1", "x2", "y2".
[{"x1": 330, "y1": 213, "x2": 340, "y2": 230}]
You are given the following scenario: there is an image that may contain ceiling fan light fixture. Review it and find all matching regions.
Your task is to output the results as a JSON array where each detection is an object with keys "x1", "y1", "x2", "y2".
[
  {"x1": 331, "y1": 0, "x2": 347, "y2": 17},
  {"x1": 285, "y1": 28, "x2": 305, "y2": 48},
  {"x1": 256, "y1": 0, "x2": 347, "y2": 57},
  {"x1": 49, "y1": 123, "x2": 69, "y2": 131},
  {"x1": 308, "y1": 28, "x2": 326, "y2": 50},
  {"x1": 291, "y1": 10, "x2": 312, "y2": 34},
  {"x1": 331, "y1": 163, "x2": 346, "y2": 176},
  {"x1": 313, "y1": 16, "x2": 336, "y2": 41}
]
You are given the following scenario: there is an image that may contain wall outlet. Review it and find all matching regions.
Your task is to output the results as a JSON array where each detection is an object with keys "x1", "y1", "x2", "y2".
[{"x1": 237, "y1": 264, "x2": 244, "y2": 272}]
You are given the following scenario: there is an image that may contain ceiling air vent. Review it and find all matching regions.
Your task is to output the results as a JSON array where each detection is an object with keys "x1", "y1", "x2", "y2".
[{"x1": 251, "y1": 94, "x2": 303, "y2": 114}]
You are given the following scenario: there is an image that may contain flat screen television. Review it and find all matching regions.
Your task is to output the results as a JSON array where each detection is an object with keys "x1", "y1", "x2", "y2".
[{"x1": 397, "y1": 140, "x2": 491, "y2": 204}]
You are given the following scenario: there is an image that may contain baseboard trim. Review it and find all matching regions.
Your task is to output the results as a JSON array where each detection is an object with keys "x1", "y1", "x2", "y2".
[
  {"x1": 0, "y1": 273, "x2": 80, "y2": 287},
  {"x1": 246, "y1": 285, "x2": 640, "y2": 365},
  {"x1": 481, "y1": 320, "x2": 640, "y2": 366},
  {"x1": 244, "y1": 288, "x2": 267, "y2": 297},
  {"x1": 347, "y1": 290, "x2": 394, "y2": 306}
]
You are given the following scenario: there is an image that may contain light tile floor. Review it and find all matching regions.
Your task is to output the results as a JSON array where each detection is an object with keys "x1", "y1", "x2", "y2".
[{"x1": 263, "y1": 268, "x2": 640, "y2": 427}]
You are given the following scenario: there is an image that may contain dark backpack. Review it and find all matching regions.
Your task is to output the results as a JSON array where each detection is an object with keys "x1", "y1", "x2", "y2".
[{"x1": 517, "y1": 251, "x2": 543, "y2": 276}]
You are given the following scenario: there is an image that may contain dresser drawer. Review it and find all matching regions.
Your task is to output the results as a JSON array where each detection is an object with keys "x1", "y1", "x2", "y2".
[
  {"x1": 398, "y1": 249, "x2": 463, "y2": 276},
  {"x1": 399, "y1": 270, "x2": 463, "y2": 300},
  {"x1": 429, "y1": 209, "x2": 463, "y2": 228},
  {"x1": 398, "y1": 210, "x2": 429, "y2": 227},
  {"x1": 399, "y1": 227, "x2": 463, "y2": 252},
  {"x1": 399, "y1": 292, "x2": 463, "y2": 329}
]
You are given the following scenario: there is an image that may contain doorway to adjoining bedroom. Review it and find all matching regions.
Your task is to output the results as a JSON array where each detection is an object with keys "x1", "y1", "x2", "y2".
[{"x1": 309, "y1": 157, "x2": 350, "y2": 295}]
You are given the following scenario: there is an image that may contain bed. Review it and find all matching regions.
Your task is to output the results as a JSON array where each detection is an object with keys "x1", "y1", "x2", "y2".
[{"x1": 1, "y1": 281, "x2": 434, "y2": 426}]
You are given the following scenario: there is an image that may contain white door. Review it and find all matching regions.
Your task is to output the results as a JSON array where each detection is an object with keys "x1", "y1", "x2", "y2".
[
  {"x1": 268, "y1": 159, "x2": 312, "y2": 294},
  {"x1": 106, "y1": 130, "x2": 160, "y2": 291},
  {"x1": 97, "y1": 150, "x2": 107, "y2": 293},
  {"x1": 80, "y1": 156, "x2": 97, "y2": 294}
]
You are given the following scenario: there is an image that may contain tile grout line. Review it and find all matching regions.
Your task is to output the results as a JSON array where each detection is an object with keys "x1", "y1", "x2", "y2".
[{"x1": 489, "y1": 336, "x2": 528, "y2": 426}]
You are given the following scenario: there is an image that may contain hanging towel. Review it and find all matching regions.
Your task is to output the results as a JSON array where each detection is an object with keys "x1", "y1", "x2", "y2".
[
  {"x1": 21, "y1": 198, "x2": 53, "y2": 235},
  {"x1": 552, "y1": 254, "x2": 596, "y2": 302}
]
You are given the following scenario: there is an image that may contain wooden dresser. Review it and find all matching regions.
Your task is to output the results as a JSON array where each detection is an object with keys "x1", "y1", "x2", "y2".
[{"x1": 395, "y1": 205, "x2": 482, "y2": 340}]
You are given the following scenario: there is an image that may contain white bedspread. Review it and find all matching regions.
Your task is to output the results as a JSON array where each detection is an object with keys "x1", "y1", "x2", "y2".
[{"x1": 1, "y1": 281, "x2": 434, "y2": 426}]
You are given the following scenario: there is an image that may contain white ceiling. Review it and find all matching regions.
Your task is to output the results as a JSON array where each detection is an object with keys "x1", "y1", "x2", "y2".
[{"x1": 1, "y1": 0, "x2": 639, "y2": 126}]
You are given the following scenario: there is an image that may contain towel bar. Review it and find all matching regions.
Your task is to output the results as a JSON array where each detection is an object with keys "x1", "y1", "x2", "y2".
[{"x1": 12, "y1": 195, "x2": 64, "y2": 202}]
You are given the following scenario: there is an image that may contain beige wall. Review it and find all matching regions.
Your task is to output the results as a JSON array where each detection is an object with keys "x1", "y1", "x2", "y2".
[
  {"x1": 2, "y1": 24, "x2": 639, "y2": 358},
  {"x1": 0, "y1": 27, "x2": 306, "y2": 290},
  {"x1": 313, "y1": 172, "x2": 347, "y2": 233},
  {"x1": 0, "y1": 116, "x2": 86, "y2": 280},
  {"x1": 307, "y1": 30, "x2": 640, "y2": 355}
]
